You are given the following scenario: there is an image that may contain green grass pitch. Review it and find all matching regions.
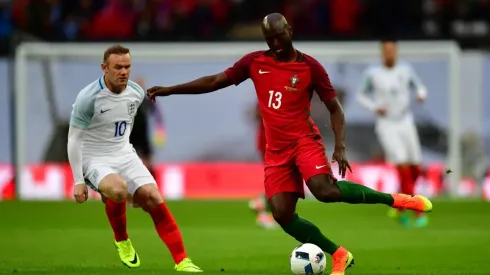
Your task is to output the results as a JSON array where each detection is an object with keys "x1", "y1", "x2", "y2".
[{"x1": 1, "y1": 199, "x2": 489, "y2": 275}]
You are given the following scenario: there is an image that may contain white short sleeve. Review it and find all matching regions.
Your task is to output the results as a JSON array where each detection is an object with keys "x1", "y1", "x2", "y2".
[
  {"x1": 128, "y1": 80, "x2": 146, "y2": 103},
  {"x1": 70, "y1": 86, "x2": 99, "y2": 129}
]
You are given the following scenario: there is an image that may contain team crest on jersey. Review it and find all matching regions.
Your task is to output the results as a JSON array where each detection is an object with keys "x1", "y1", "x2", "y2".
[
  {"x1": 127, "y1": 101, "x2": 137, "y2": 116},
  {"x1": 285, "y1": 74, "x2": 300, "y2": 92}
]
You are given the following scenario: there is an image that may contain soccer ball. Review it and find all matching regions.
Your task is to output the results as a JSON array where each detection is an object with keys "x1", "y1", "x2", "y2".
[{"x1": 290, "y1": 243, "x2": 326, "y2": 275}]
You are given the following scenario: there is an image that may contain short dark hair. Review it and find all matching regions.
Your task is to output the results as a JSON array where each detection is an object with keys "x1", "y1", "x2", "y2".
[
  {"x1": 380, "y1": 38, "x2": 397, "y2": 44},
  {"x1": 103, "y1": 45, "x2": 130, "y2": 63}
]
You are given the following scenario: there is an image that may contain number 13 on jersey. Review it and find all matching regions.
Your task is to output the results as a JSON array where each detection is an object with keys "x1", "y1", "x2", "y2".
[{"x1": 268, "y1": 90, "x2": 282, "y2": 109}]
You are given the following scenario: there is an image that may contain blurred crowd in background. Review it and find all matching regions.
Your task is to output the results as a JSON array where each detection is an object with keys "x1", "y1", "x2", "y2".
[{"x1": 1, "y1": 0, "x2": 490, "y2": 55}]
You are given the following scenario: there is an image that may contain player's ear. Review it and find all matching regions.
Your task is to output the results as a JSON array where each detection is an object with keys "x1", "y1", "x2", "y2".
[
  {"x1": 101, "y1": 62, "x2": 108, "y2": 73},
  {"x1": 288, "y1": 25, "x2": 292, "y2": 36}
]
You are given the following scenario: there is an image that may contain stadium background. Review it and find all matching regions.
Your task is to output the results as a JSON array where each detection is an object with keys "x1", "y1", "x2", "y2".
[
  {"x1": 1, "y1": 1, "x2": 490, "y2": 275},
  {"x1": 1, "y1": 0, "x2": 490, "y2": 200}
]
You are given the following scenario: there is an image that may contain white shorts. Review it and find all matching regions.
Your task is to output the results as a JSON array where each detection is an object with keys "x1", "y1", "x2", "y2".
[
  {"x1": 375, "y1": 117, "x2": 422, "y2": 164},
  {"x1": 83, "y1": 152, "x2": 156, "y2": 195}
]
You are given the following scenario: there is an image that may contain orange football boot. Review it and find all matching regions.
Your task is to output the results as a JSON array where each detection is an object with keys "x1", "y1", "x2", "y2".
[
  {"x1": 391, "y1": 194, "x2": 433, "y2": 212},
  {"x1": 330, "y1": 246, "x2": 354, "y2": 275}
]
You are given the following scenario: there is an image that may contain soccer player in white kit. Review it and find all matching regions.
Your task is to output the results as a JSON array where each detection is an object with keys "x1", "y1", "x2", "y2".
[
  {"x1": 356, "y1": 40, "x2": 429, "y2": 228},
  {"x1": 67, "y1": 45, "x2": 202, "y2": 272}
]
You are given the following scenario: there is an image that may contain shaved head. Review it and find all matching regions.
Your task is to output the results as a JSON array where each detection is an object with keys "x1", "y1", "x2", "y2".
[
  {"x1": 261, "y1": 13, "x2": 289, "y2": 33},
  {"x1": 261, "y1": 13, "x2": 294, "y2": 60}
]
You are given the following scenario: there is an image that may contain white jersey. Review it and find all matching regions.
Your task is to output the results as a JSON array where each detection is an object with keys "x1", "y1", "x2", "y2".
[
  {"x1": 70, "y1": 77, "x2": 145, "y2": 158},
  {"x1": 356, "y1": 63, "x2": 426, "y2": 164},
  {"x1": 356, "y1": 62, "x2": 427, "y2": 121}
]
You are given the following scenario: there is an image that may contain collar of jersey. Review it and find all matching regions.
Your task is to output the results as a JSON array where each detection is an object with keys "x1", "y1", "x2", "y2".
[{"x1": 98, "y1": 76, "x2": 108, "y2": 90}]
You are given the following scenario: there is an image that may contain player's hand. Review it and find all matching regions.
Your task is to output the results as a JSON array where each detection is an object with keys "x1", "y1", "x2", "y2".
[
  {"x1": 376, "y1": 108, "x2": 386, "y2": 116},
  {"x1": 74, "y1": 184, "x2": 88, "y2": 203},
  {"x1": 332, "y1": 147, "x2": 353, "y2": 178},
  {"x1": 416, "y1": 96, "x2": 425, "y2": 103},
  {"x1": 147, "y1": 86, "x2": 171, "y2": 103}
]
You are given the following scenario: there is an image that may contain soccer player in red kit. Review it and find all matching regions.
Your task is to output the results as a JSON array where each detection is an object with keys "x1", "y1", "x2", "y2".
[{"x1": 147, "y1": 13, "x2": 433, "y2": 275}]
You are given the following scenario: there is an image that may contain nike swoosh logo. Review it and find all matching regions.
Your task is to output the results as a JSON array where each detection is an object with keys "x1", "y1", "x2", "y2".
[
  {"x1": 129, "y1": 254, "x2": 138, "y2": 264},
  {"x1": 100, "y1": 109, "x2": 111, "y2": 113},
  {"x1": 316, "y1": 165, "x2": 327, "y2": 169},
  {"x1": 259, "y1": 69, "x2": 269, "y2": 74}
]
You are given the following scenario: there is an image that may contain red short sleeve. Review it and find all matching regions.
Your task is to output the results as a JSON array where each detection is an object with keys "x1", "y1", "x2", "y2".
[
  {"x1": 224, "y1": 51, "x2": 264, "y2": 86},
  {"x1": 305, "y1": 55, "x2": 337, "y2": 102}
]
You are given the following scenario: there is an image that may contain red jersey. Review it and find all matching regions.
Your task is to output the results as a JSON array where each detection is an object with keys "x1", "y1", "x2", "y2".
[{"x1": 224, "y1": 50, "x2": 336, "y2": 151}]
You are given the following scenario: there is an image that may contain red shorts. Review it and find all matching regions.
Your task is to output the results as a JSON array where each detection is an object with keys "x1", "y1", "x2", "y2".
[{"x1": 263, "y1": 137, "x2": 333, "y2": 199}]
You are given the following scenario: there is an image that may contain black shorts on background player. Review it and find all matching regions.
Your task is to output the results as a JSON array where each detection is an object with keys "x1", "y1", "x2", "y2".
[{"x1": 130, "y1": 99, "x2": 152, "y2": 157}]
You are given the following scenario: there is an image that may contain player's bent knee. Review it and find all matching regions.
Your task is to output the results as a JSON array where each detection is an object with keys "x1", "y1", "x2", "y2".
[
  {"x1": 133, "y1": 184, "x2": 163, "y2": 211},
  {"x1": 310, "y1": 188, "x2": 340, "y2": 203},
  {"x1": 269, "y1": 202, "x2": 295, "y2": 226},
  {"x1": 307, "y1": 175, "x2": 341, "y2": 203},
  {"x1": 108, "y1": 184, "x2": 127, "y2": 202},
  {"x1": 268, "y1": 192, "x2": 298, "y2": 226},
  {"x1": 271, "y1": 208, "x2": 295, "y2": 226},
  {"x1": 98, "y1": 174, "x2": 128, "y2": 202}
]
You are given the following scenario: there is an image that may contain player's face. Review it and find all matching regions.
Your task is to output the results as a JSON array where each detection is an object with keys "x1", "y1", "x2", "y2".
[
  {"x1": 381, "y1": 42, "x2": 397, "y2": 67},
  {"x1": 102, "y1": 53, "x2": 131, "y2": 90},
  {"x1": 263, "y1": 27, "x2": 293, "y2": 58}
]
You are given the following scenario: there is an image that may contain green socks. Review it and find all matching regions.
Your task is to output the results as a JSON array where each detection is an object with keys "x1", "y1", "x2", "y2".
[
  {"x1": 335, "y1": 180, "x2": 394, "y2": 205},
  {"x1": 282, "y1": 214, "x2": 339, "y2": 255},
  {"x1": 280, "y1": 182, "x2": 396, "y2": 255}
]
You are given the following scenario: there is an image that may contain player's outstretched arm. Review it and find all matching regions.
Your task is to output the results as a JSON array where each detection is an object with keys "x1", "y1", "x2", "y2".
[
  {"x1": 147, "y1": 72, "x2": 233, "y2": 102},
  {"x1": 67, "y1": 125, "x2": 88, "y2": 203},
  {"x1": 147, "y1": 51, "x2": 260, "y2": 102}
]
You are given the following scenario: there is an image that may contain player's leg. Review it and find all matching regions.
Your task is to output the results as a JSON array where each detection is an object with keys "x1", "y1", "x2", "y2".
[
  {"x1": 98, "y1": 177, "x2": 136, "y2": 268},
  {"x1": 265, "y1": 164, "x2": 354, "y2": 275},
  {"x1": 96, "y1": 173, "x2": 128, "y2": 202},
  {"x1": 376, "y1": 123, "x2": 413, "y2": 197},
  {"x1": 128, "y1": 147, "x2": 154, "y2": 208},
  {"x1": 295, "y1": 138, "x2": 432, "y2": 212},
  {"x1": 405, "y1": 122, "x2": 428, "y2": 227},
  {"x1": 123, "y1": 156, "x2": 202, "y2": 272},
  {"x1": 85, "y1": 165, "x2": 130, "y2": 241},
  {"x1": 376, "y1": 124, "x2": 418, "y2": 225},
  {"x1": 84, "y1": 165, "x2": 135, "y2": 267}
]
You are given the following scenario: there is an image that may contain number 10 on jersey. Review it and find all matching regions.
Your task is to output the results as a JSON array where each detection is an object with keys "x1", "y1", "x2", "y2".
[
  {"x1": 114, "y1": 121, "x2": 127, "y2": 137},
  {"x1": 268, "y1": 90, "x2": 282, "y2": 109}
]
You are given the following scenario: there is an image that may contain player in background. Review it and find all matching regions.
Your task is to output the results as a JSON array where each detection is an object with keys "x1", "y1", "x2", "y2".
[
  {"x1": 147, "y1": 14, "x2": 433, "y2": 275},
  {"x1": 67, "y1": 45, "x2": 202, "y2": 272},
  {"x1": 248, "y1": 104, "x2": 277, "y2": 229},
  {"x1": 130, "y1": 77, "x2": 166, "y2": 175},
  {"x1": 127, "y1": 77, "x2": 166, "y2": 207},
  {"x1": 356, "y1": 40, "x2": 428, "y2": 228}
]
